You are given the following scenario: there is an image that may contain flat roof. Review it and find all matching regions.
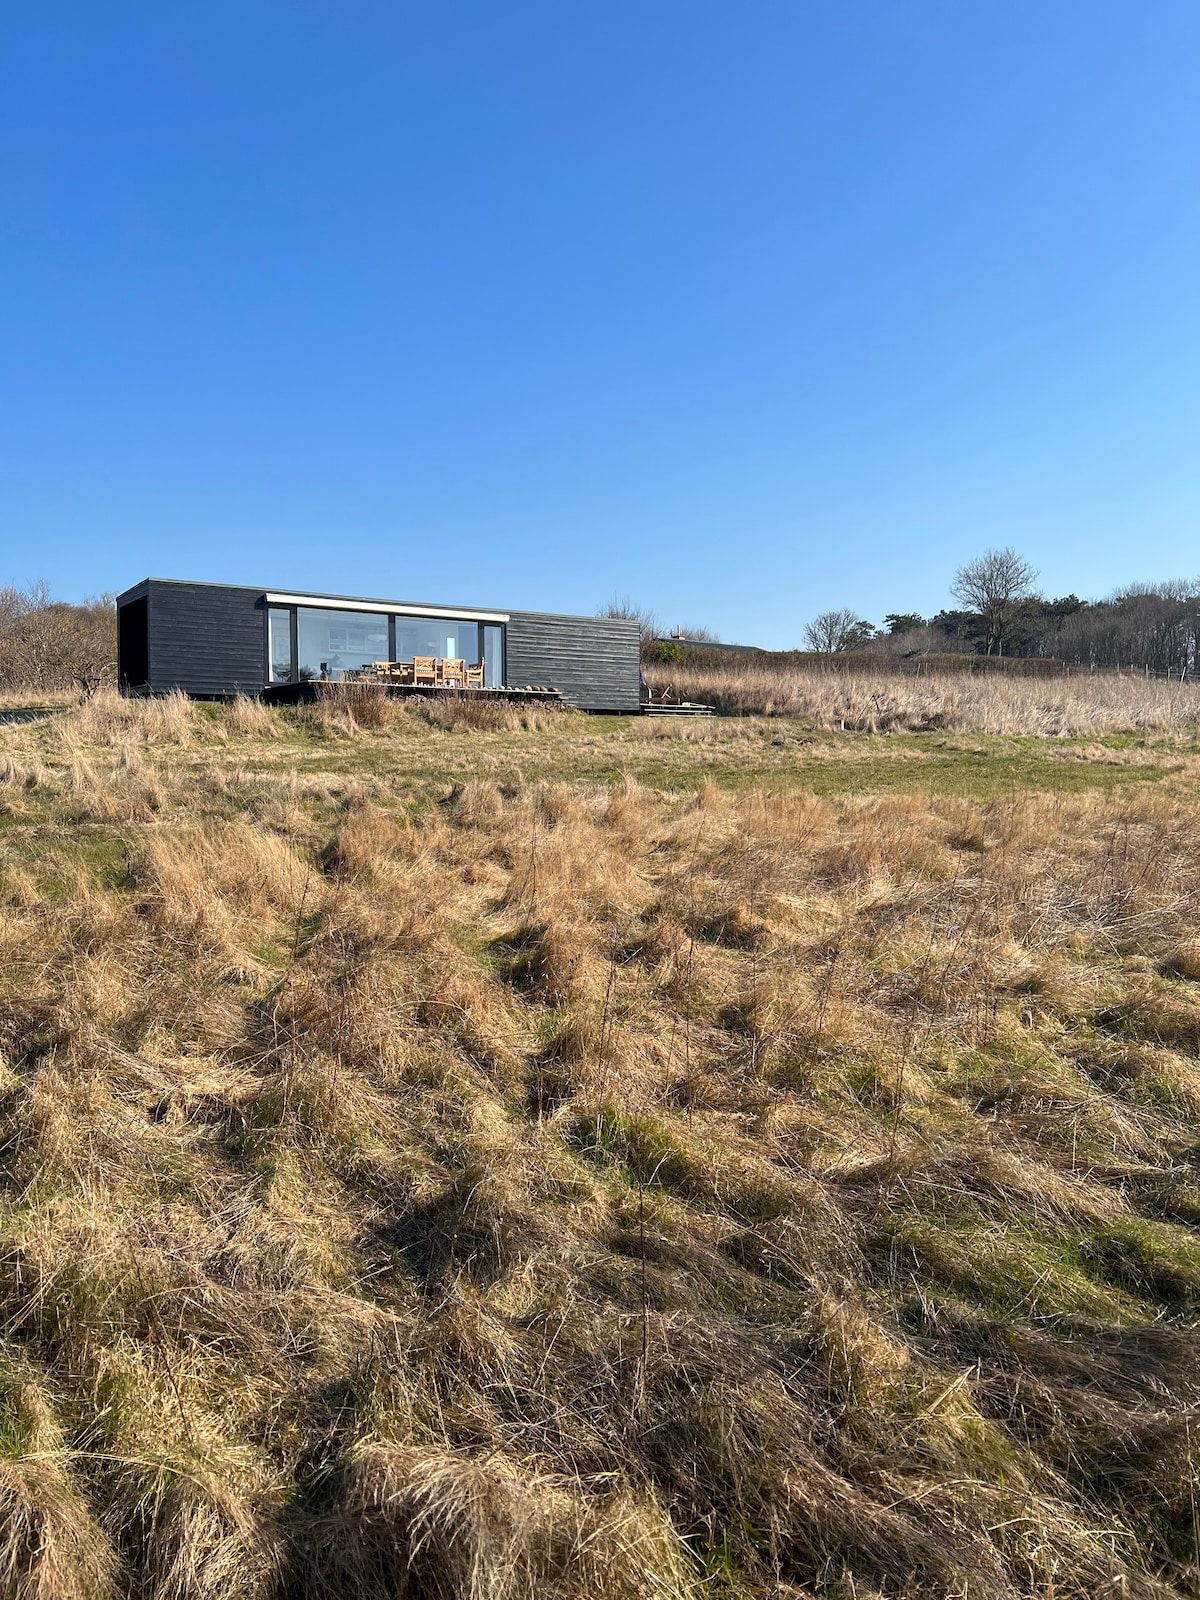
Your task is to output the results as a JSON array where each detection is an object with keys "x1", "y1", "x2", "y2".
[{"x1": 115, "y1": 577, "x2": 508, "y2": 622}]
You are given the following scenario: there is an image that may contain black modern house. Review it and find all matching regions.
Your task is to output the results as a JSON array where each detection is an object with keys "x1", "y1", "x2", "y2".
[{"x1": 115, "y1": 579, "x2": 642, "y2": 712}]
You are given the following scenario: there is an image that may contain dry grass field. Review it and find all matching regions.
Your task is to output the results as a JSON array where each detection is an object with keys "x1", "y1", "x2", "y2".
[
  {"x1": 4, "y1": 687, "x2": 1200, "y2": 1596},
  {"x1": 643, "y1": 659, "x2": 1200, "y2": 736}
]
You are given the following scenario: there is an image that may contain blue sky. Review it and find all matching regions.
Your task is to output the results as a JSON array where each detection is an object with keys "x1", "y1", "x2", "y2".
[{"x1": 2, "y1": 2, "x2": 1197, "y2": 646}]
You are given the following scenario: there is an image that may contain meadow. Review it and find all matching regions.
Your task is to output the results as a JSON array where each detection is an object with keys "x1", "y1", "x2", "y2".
[{"x1": 3, "y1": 685, "x2": 1200, "y2": 1597}]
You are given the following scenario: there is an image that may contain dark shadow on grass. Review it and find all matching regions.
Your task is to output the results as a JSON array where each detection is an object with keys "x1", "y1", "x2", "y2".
[
  {"x1": 0, "y1": 706, "x2": 60, "y2": 725},
  {"x1": 368, "y1": 1187, "x2": 513, "y2": 1292}
]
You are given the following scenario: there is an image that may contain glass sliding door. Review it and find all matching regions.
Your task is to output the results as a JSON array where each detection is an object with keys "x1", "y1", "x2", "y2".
[
  {"x1": 296, "y1": 608, "x2": 388, "y2": 681},
  {"x1": 393, "y1": 616, "x2": 481, "y2": 665},
  {"x1": 268, "y1": 607, "x2": 294, "y2": 683},
  {"x1": 482, "y1": 624, "x2": 504, "y2": 687}
]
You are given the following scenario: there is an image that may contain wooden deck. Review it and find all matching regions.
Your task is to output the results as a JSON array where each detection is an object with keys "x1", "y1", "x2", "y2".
[{"x1": 261, "y1": 681, "x2": 564, "y2": 706}]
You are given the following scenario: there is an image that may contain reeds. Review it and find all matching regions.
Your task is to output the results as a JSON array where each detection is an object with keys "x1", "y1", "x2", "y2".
[
  {"x1": 645, "y1": 659, "x2": 1200, "y2": 733},
  {"x1": 3, "y1": 730, "x2": 1200, "y2": 1594}
]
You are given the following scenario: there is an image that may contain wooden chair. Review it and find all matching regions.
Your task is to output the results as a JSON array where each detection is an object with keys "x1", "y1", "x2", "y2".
[
  {"x1": 465, "y1": 664, "x2": 484, "y2": 689},
  {"x1": 438, "y1": 657, "x2": 466, "y2": 687},
  {"x1": 412, "y1": 656, "x2": 438, "y2": 686},
  {"x1": 395, "y1": 660, "x2": 415, "y2": 684}
]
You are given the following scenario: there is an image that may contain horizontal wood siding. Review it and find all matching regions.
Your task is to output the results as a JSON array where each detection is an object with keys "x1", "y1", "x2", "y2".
[
  {"x1": 144, "y1": 582, "x2": 266, "y2": 696},
  {"x1": 505, "y1": 612, "x2": 641, "y2": 712}
]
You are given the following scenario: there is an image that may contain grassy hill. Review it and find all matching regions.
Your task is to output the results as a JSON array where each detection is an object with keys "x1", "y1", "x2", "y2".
[{"x1": 3, "y1": 688, "x2": 1200, "y2": 1597}]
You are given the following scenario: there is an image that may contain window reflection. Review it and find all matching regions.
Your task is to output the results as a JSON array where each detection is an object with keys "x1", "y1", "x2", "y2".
[
  {"x1": 482, "y1": 624, "x2": 504, "y2": 687},
  {"x1": 296, "y1": 608, "x2": 389, "y2": 681},
  {"x1": 394, "y1": 617, "x2": 481, "y2": 664},
  {"x1": 268, "y1": 608, "x2": 293, "y2": 683}
]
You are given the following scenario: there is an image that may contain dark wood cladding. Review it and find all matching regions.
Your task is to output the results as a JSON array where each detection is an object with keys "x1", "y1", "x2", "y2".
[
  {"x1": 137, "y1": 581, "x2": 267, "y2": 697},
  {"x1": 506, "y1": 612, "x2": 641, "y2": 712}
]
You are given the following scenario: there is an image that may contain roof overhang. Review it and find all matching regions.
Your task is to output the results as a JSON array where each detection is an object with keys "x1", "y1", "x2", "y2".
[{"x1": 264, "y1": 593, "x2": 510, "y2": 624}]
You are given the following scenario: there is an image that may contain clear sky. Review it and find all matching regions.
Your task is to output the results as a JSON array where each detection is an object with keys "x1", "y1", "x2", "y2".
[{"x1": 2, "y1": 3, "x2": 1197, "y2": 646}]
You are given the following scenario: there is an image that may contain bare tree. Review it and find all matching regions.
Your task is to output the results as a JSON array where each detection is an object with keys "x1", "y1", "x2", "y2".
[
  {"x1": 599, "y1": 595, "x2": 659, "y2": 645},
  {"x1": 950, "y1": 548, "x2": 1037, "y2": 655},
  {"x1": 0, "y1": 581, "x2": 116, "y2": 691},
  {"x1": 803, "y1": 608, "x2": 873, "y2": 653}
]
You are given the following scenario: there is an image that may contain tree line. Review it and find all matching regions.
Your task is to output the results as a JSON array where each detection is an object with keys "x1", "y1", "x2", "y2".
[
  {"x1": 608, "y1": 553, "x2": 1200, "y2": 679},
  {"x1": 804, "y1": 549, "x2": 1200, "y2": 677}
]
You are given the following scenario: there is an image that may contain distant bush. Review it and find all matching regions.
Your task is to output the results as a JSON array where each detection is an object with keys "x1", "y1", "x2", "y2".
[
  {"x1": 0, "y1": 581, "x2": 116, "y2": 692},
  {"x1": 667, "y1": 642, "x2": 1069, "y2": 678},
  {"x1": 650, "y1": 640, "x2": 683, "y2": 664}
]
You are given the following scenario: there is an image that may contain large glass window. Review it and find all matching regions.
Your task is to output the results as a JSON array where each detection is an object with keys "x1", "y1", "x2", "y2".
[
  {"x1": 267, "y1": 603, "x2": 503, "y2": 685},
  {"x1": 393, "y1": 616, "x2": 481, "y2": 665},
  {"x1": 296, "y1": 608, "x2": 389, "y2": 681},
  {"x1": 268, "y1": 607, "x2": 294, "y2": 683},
  {"x1": 482, "y1": 624, "x2": 504, "y2": 687}
]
